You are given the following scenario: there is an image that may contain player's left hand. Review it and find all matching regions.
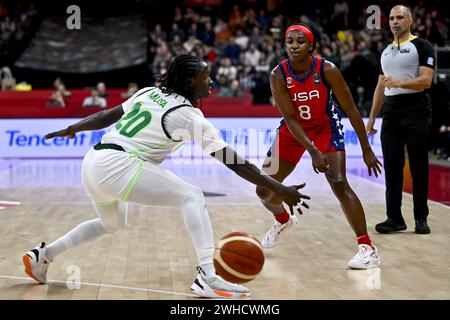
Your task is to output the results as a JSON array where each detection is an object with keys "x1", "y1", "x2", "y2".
[
  {"x1": 363, "y1": 148, "x2": 383, "y2": 178},
  {"x1": 282, "y1": 183, "x2": 311, "y2": 216}
]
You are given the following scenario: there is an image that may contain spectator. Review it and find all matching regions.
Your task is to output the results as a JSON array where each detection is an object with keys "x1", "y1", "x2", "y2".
[
  {"x1": 256, "y1": 9, "x2": 270, "y2": 30},
  {"x1": 187, "y1": 23, "x2": 199, "y2": 40},
  {"x1": 53, "y1": 77, "x2": 63, "y2": 89},
  {"x1": 199, "y1": 21, "x2": 215, "y2": 46},
  {"x1": 216, "y1": 58, "x2": 237, "y2": 85},
  {"x1": 121, "y1": 82, "x2": 139, "y2": 99},
  {"x1": 238, "y1": 56, "x2": 255, "y2": 90},
  {"x1": 150, "y1": 24, "x2": 167, "y2": 43},
  {"x1": 322, "y1": 46, "x2": 338, "y2": 65},
  {"x1": 228, "y1": 5, "x2": 244, "y2": 33},
  {"x1": 229, "y1": 79, "x2": 243, "y2": 97},
  {"x1": 83, "y1": 89, "x2": 107, "y2": 108},
  {"x1": 96, "y1": 82, "x2": 109, "y2": 98},
  {"x1": 173, "y1": 6, "x2": 183, "y2": 25},
  {"x1": 57, "y1": 83, "x2": 72, "y2": 98},
  {"x1": 170, "y1": 35, "x2": 184, "y2": 55},
  {"x1": 338, "y1": 43, "x2": 354, "y2": 71},
  {"x1": 251, "y1": 54, "x2": 270, "y2": 104},
  {"x1": 184, "y1": 7, "x2": 199, "y2": 26},
  {"x1": 332, "y1": 0, "x2": 349, "y2": 30},
  {"x1": 214, "y1": 18, "x2": 231, "y2": 44},
  {"x1": 244, "y1": 43, "x2": 261, "y2": 67},
  {"x1": 183, "y1": 35, "x2": 201, "y2": 53},
  {"x1": 0, "y1": 15, "x2": 16, "y2": 41},
  {"x1": 169, "y1": 23, "x2": 185, "y2": 42},
  {"x1": 152, "y1": 44, "x2": 172, "y2": 74},
  {"x1": 0, "y1": 66, "x2": 16, "y2": 90},
  {"x1": 46, "y1": 90, "x2": 66, "y2": 108},
  {"x1": 217, "y1": 75, "x2": 231, "y2": 97},
  {"x1": 244, "y1": 8, "x2": 261, "y2": 31},
  {"x1": 249, "y1": 26, "x2": 262, "y2": 47},
  {"x1": 234, "y1": 29, "x2": 249, "y2": 50},
  {"x1": 15, "y1": 13, "x2": 29, "y2": 41},
  {"x1": 203, "y1": 45, "x2": 218, "y2": 65},
  {"x1": 421, "y1": 15, "x2": 445, "y2": 46},
  {"x1": 26, "y1": 3, "x2": 37, "y2": 18},
  {"x1": 223, "y1": 36, "x2": 241, "y2": 63}
]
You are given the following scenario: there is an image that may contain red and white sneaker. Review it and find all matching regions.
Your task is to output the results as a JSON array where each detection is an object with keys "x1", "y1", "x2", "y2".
[
  {"x1": 23, "y1": 242, "x2": 51, "y2": 284},
  {"x1": 347, "y1": 244, "x2": 381, "y2": 269},
  {"x1": 261, "y1": 214, "x2": 298, "y2": 248}
]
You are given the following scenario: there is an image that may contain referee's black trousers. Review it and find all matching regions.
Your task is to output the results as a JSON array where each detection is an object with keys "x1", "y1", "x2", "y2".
[{"x1": 380, "y1": 93, "x2": 430, "y2": 221}]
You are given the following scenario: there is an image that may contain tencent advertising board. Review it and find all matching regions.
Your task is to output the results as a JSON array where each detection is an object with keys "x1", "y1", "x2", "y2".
[{"x1": 0, "y1": 118, "x2": 381, "y2": 158}]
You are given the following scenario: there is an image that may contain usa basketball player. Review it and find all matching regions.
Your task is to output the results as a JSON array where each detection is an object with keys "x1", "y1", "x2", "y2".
[{"x1": 256, "y1": 24, "x2": 383, "y2": 269}]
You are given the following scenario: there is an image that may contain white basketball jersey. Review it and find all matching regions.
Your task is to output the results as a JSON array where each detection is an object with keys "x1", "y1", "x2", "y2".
[{"x1": 101, "y1": 87, "x2": 198, "y2": 163}]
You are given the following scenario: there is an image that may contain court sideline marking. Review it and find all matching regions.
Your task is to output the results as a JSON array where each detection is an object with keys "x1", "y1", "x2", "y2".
[{"x1": 0, "y1": 274, "x2": 197, "y2": 298}]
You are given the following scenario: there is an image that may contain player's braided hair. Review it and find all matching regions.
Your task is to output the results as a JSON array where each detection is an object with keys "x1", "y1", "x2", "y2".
[{"x1": 156, "y1": 54, "x2": 204, "y2": 106}]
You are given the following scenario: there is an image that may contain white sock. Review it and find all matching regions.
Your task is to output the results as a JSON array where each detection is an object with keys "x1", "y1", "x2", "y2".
[
  {"x1": 180, "y1": 189, "x2": 215, "y2": 268},
  {"x1": 46, "y1": 218, "x2": 106, "y2": 261},
  {"x1": 200, "y1": 263, "x2": 216, "y2": 278}
]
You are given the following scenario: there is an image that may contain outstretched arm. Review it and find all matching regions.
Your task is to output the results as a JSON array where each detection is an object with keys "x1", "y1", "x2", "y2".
[
  {"x1": 45, "y1": 104, "x2": 125, "y2": 139},
  {"x1": 324, "y1": 61, "x2": 382, "y2": 177},
  {"x1": 166, "y1": 107, "x2": 310, "y2": 214},
  {"x1": 211, "y1": 146, "x2": 310, "y2": 215}
]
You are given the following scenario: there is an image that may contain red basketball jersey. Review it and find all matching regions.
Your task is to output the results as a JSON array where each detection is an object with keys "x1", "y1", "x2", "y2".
[
  {"x1": 279, "y1": 56, "x2": 340, "y2": 129},
  {"x1": 278, "y1": 55, "x2": 345, "y2": 149}
]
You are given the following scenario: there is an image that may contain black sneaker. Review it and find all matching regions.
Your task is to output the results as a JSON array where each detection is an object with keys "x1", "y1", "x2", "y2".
[
  {"x1": 375, "y1": 218, "x2": 407, "y2": 233},
  {"x1": 415, "y1": 220, "x2": 431, "y2": 234}
]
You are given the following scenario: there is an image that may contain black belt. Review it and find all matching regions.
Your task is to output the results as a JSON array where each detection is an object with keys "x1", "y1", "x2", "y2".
[{"x1": 93, "y1": 143, "x2": 125, "y2": 152}]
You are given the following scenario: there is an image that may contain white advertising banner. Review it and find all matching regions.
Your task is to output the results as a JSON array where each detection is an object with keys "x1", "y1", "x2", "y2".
[{"x1": 0, "y1": 118, "x2": 382, "y2": 159}]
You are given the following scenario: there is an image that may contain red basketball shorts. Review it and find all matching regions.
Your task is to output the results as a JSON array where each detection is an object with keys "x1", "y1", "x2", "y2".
[{"x1": 267, "y1": 123, "x2": 345, "y2": 164}]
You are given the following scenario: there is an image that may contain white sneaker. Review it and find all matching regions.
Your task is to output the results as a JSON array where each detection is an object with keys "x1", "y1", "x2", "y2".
[
  {"x1": 190, "y1": 267, "x2": 250, "y2": 299},
  {"x1": 347, "y1": 244, "x2": 381, "y2": 269},
  {"x1": 261, "y1": 214, "x2": 298, "y2": 248},
  {"x1": 23, "y1": 242, "x2": 51, "y2": 284}
]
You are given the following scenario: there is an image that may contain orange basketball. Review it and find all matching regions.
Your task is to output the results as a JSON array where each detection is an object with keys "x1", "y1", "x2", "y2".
[{"x1": 213, "y1": 232, "x2": 265, "y2": 284}]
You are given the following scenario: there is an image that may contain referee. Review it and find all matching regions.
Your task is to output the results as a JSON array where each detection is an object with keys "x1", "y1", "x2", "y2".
[{"x1": 366, "y1": 5, "x2": 435, "y2": 234}]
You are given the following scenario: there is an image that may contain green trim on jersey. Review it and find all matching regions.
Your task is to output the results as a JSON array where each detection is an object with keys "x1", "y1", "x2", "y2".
[
  {"x1": 95, "y1": 200, "x2": 119, "y2": 206},
  {"x1": 121, "y1": 156, "x2": 144, "y2": 201}
]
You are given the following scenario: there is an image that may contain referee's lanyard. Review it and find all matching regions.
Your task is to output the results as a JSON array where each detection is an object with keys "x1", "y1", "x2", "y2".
[{"x1": 395, "y1": 34, "x2": 415, "y2": 49}]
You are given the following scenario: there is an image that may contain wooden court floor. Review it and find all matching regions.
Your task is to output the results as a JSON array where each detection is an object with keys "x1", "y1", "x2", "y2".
[{"x1": 0, "y1": 158, "x2": 448, "y2": 300}]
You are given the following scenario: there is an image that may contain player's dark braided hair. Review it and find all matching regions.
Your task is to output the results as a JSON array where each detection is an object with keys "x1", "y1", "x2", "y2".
[{"x1": 156, "y1": 54, "x2": 204, "y2": 106}]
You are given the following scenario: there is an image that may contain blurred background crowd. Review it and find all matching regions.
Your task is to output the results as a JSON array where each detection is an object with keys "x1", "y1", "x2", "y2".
[{"x1": 0, "y1": 0, "x2": 449, "y2": 159}]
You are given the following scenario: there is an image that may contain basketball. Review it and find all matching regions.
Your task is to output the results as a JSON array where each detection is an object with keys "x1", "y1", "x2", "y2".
[{"x1": 213, "y1": 232, "x2": 265, "y2": 284}]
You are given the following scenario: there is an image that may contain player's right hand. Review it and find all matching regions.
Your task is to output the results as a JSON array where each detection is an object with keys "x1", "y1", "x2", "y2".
[
  {"x1": 310, "y1": 149, "x2": 329, "y2": 174},
  {"x1": 280, "y1": 183, "x2": 310, "y2": 216},
  {"x1": 366, "y1": 118, "x2": 377, "y2": 135},
  {"x1": 45, "y1": 127, "x2": 76, "y2": 140}
]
